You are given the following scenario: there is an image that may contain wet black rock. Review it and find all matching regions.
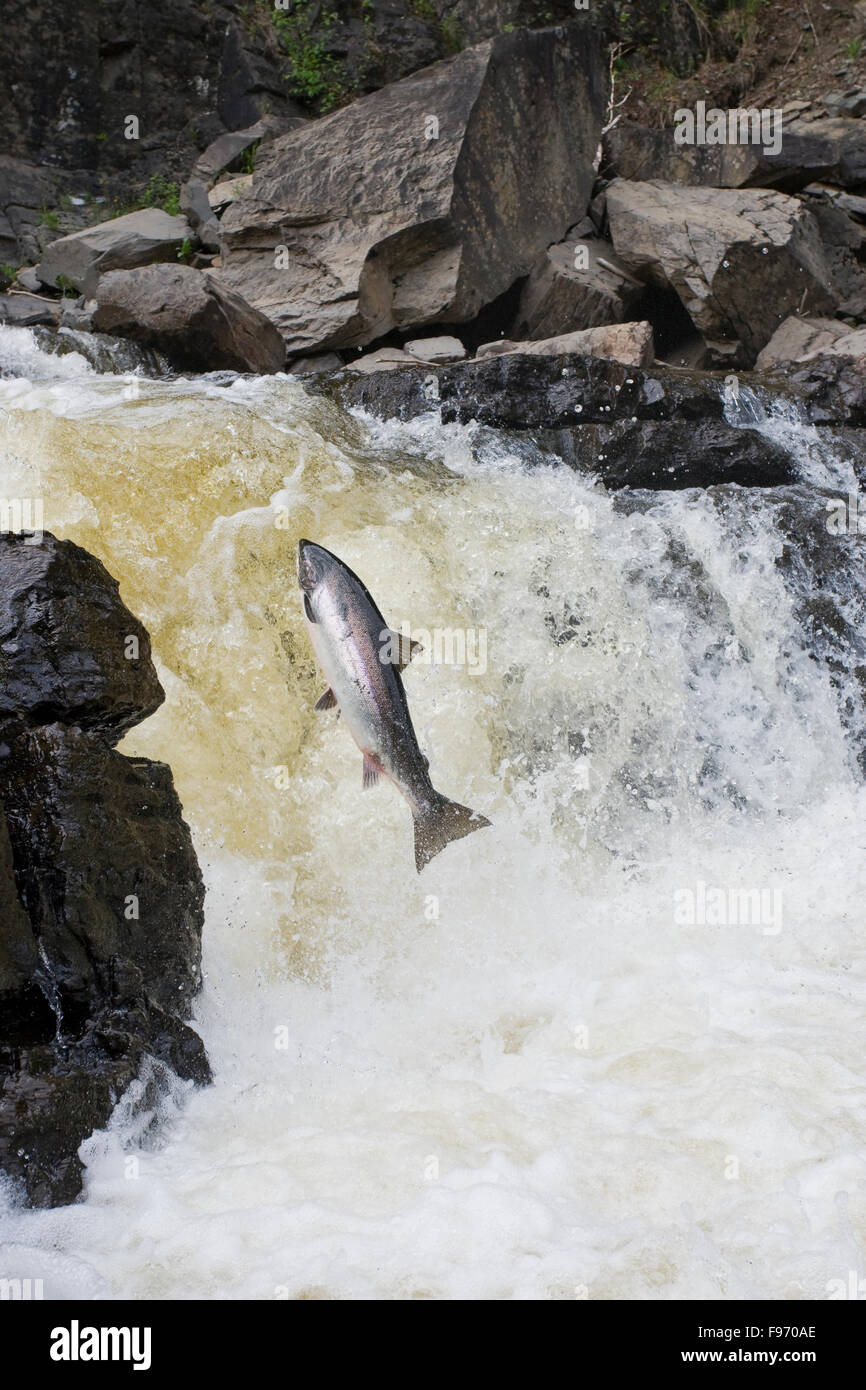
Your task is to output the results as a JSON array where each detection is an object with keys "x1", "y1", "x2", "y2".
[
  {"x1": 773, "y1": 484, "x2": 866, "y2": 774},
  {"x1": 321, "y1": 351, "x2": 729, "y2": 429},
  {"x1": 767, "y1": 354, "x2": 866, "y2": 427},
  {"x1": 539, "y1": 419, "x2": 796, "y2": 491},
  {"x1": 0, "y1": 534, "x2": 164, "y2": 737},
  {"x1": 0, "y1": 533, "x2": 208, "y2": 1208}
]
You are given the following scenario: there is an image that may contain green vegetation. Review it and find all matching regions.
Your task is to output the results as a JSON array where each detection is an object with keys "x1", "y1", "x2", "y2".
[
  {"x1": 727, "y1": 0, "x2": 765, "y2": 47},
  {"x1": 647, "y1": 69, "x2": 678, "y2": 109},
  {"x1": 176, "y1": 236, "x2": 194, "y2": 264},
  {"x1": 438, "y1": 15, "x2": 463, "y2": 53},
  {"x1": 236, "y1": 3, "x2": 261, "y2": 39},
  {"x1": 0, "y1": 263, "x2": 18, "y2": 289},
  {"x1": 141, "y1": 173, "x2": 182, "y2": 217},
  {"x1": 845, "y1": 36, "x2": 863, "y2": 60},
  {"x1": 239, "y1": 141, "x2": 260, "y2": 175},
  {"x1": 55, "y1": 274, "x2": 78, "y2": 298},
  {"x1": 274, "y1": 2, "x2": 349, "y2": 114},
  {"x1": 39, "y1": 210, "x2": 61, "y2": 232}
]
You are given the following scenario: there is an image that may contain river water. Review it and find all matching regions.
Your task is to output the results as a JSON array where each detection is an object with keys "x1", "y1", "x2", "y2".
[{"x1": 1, "y1": 324, "x2": 865, "y2": 1300}]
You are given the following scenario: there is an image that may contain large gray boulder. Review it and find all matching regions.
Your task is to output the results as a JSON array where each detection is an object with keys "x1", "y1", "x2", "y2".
[
  {"x1": 36, "y1": 209, "x2": 194, "y2": 296},
  {"x1": 91, "y1": 263, "x2": 286, "y2": 373},
  {"x1": 762, "y1": 117, "x2": 866, "y2": 190},
  {"x1": 606, "y1": 180, "x2": 838, "y2": 365},
  {"x1": 604, "y1": 122, "x2": 763, "y2": 188},
  {"x1": 604, "y1": 116, "x2": 866, "y2": 193},
  {"x1": 218, "y1": 26, "x2": 605, "y2": 354},
  {"x1": 513, "y1": 225, "x2": 644, "y2": 339}
]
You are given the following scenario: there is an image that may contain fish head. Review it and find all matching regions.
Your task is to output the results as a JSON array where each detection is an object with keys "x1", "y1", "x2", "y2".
[
  {"x1": 298, "y1": 538, "x2": 343, "y2": 594},
  {"x1": 298, "y1": 540, "x2": 343, "y2": 623},
  {"x1": 297, "y1": 539, "x2": 331, "y2": 593}
]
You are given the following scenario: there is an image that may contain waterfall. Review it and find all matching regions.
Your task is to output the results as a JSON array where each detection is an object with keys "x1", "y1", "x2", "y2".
[{"x1": 2, "y1": 326, "x2": 865, "y2": 1300}]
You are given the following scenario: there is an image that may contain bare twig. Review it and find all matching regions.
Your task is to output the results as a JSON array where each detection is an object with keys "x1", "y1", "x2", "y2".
[
  {"x1": 6, "y1": 289, "x2": 57, "y2": 304},
  {"x1": 602, "y1": 42, "x2": 634, "y2": 136},
  {"x1": 801, "y1": 1, "x2": 819, "y2": 50},
  {"x1": 597, "y1": 257, "x2": 644, "y2": 287},
  {"x1": 782, "y1": 32, "x2": 804, "y2": 72}
]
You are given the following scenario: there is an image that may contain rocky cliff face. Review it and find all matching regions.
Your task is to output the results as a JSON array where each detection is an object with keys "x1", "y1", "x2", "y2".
[{"x1": 0, "y1": 534, "x2": 209, "y2": 1208}]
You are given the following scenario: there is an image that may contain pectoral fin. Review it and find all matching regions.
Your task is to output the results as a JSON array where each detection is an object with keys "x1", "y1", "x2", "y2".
[{"x1": 314, "y1": 687, "x2": 338, "y2": 711}]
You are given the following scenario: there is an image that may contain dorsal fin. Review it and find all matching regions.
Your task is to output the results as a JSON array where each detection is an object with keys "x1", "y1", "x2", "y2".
[{"x1": 381, "y1": 628, "x2": 423, "y2": 672}]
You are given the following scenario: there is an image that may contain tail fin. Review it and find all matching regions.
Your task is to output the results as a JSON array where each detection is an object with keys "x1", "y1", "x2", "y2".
[{"x1": 413, "y1": 793, "x2": 491, "y2": 873}]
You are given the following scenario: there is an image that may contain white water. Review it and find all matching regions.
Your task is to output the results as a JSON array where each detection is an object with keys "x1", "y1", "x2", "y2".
[{"x1": 1, "y1": 323, "x2": 865, "y2": 1300}]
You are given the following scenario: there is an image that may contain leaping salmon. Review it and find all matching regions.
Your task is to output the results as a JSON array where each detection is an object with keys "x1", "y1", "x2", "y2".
[{"x1": 298, "y1": 539, "x2": 491, "y2": 872}]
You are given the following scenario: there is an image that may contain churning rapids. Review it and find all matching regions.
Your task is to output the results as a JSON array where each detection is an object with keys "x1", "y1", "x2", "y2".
[{"x1": 1, "y1": 323, "x2": 865, "y2": 1300}]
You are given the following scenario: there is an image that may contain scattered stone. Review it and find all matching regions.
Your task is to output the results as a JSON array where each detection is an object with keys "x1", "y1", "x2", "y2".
[
  {"x1": 403, "y1": 335, "x2": 466, "y2": 363},
  {"x1": 820, "y1": 91, "x2": 866, "y2": 118},
  {"x1": 755, "y1": 316, "x2": 849, "y2": 369},
  {"x1": 180, "y1": 180, "x2": 221, "y2": 253},
  {"x1": 604, "y1": 121, "x2": 762, "y2": 188},
  {"x1": 58, "y1": 296, "x2": 97, "y2": 332},
  {"x1": 36, "y1": 209, "x2": 195, "y2": 297},
  {"x1": 476, "y1": 322, "x2": 655, "y2": 367},
  {"x1": 288, "y1": 352, "x2": 344, "y2": 375},
  {"x1": 208, "y1": 175, "x2": 253, "y2": 209},
  {"x1": 191, "y1": 116, "x2": 299, "y2": 185},
  {"x1": 761, "y1": 117, "x2": 866, "y2": 190},
  {"x1": 0, "y1": 532, "x2": 163, "y2": 736},
  {"x1": 766, "y1": 353, "x2": 866, "y2": 424},
  {"x1": 829, "y1": 327, "x2": 866, "y2": 356},
  {"x1": 803, "y1": 184, "x2": 866, "y2": 220},
  {"x1": 0, "y1": 156, "x2": 67, "y2": 265},
  {"x1": 15, "y1": 266, "x2": 41, "y2": 293},
  {"x1": 805, "y1": 199, "x2": 866, "y2": 314},
  {"x1": 345, "y1": 347, "x2": 427, "y2": 373},
  {"x1": 605, "y1": 117, "x2": 866, "y2": 194}
]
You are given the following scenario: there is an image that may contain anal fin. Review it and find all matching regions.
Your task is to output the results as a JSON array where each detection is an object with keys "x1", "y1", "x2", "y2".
[
  {"x1": 363, "y1": 753, "x2": 382, "y2": 789},
  {"x1": 315, "y1": 688, "x2": 338, "y2": 711}
]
